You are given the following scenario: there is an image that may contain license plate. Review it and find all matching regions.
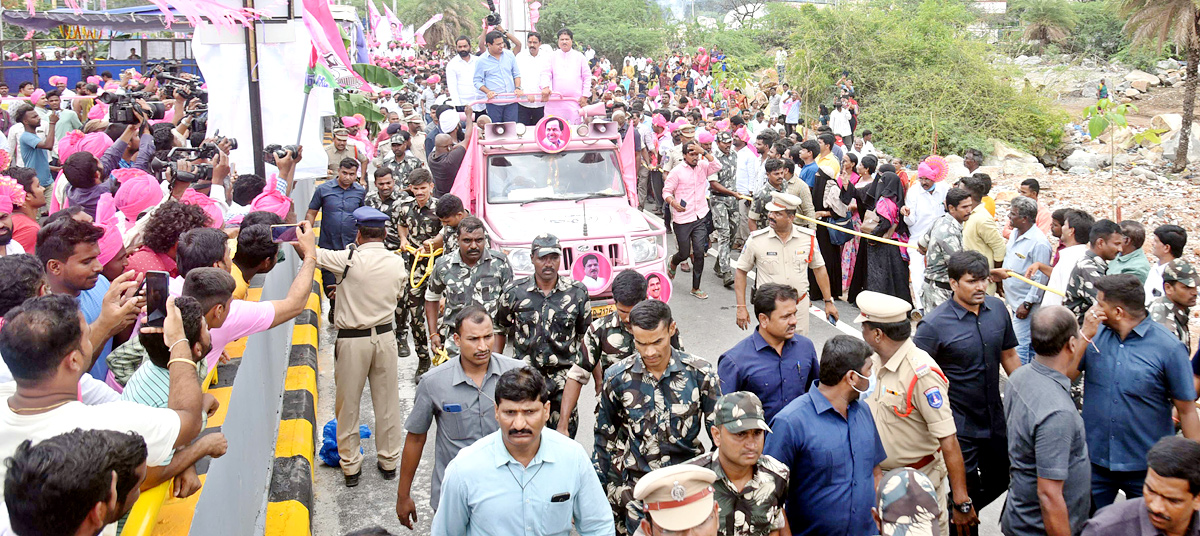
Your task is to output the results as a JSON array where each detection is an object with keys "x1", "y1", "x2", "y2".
[{"x1": 591, "y1": 304, "x2": 615, "y2": 319}]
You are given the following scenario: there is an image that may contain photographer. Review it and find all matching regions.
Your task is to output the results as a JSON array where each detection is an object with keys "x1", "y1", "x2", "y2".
[{"x1": 100, "y1": 98, "x2": 157, "y2": 175}]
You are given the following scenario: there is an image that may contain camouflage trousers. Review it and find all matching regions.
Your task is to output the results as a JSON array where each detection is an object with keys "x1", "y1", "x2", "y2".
[
  {"x1": 710, "y1": 196, "x2": 738, "y2": 280},
  {"x1": 397, "y1": 253, "x2": 432, "y2": 360},
  {"x1": 921, "y1": 281, "x2": 953, "y2": 314},
  {"x1": 525, "y1": 363, "x2": 578, "y2": 437}
]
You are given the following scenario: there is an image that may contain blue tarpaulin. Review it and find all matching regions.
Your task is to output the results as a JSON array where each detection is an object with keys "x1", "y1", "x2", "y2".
[{"x1": 1, "y1": 6, "x2": 193, "y2": 33}]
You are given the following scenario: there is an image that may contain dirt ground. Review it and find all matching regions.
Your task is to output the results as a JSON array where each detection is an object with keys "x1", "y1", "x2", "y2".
[{"x1": 1055, "y1": 84, "x2": 1188, "y2": 127}]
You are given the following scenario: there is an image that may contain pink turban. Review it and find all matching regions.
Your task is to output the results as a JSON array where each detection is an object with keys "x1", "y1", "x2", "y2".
[
  {"x1": 607, "y1": 82, "x2": 617, "y2": 92},
  {"x1": 714, "y1": 119, "x2": 729, "y2": 132},
  {"x1": 250, "y1": 176, "x2": 292, "y2": 220},
  {"x1": 48, "y1": 75, "x2": 67, "y2": 86},
  {"x1": 918, "y1": 155, "x2": 948, "y2": 183},
  {"x1": 112, "y1": 168, "x2": 163, "y2": 222},
  {"x1": 180, "y1": 190, "x2": 223, "y2": 228},
  {"x1": 426, "y1": 75, "x2": 440, "y2": 84},
  {"x1": 647, "y1": 88, "x2": 659, "y2": 98},
  {"x1": 0, "y1": 176, "x2": 25, "y2": 214},
  {"x1": 651, "y1": 113, "x2": 668, "y2": 129},
  {"x1": 87, "y1": 102, "x2": 109, "y2": 121},
  {"x1": 353, "y1": 113, "x2": 366, "y2": 125},
  {"x1": 28, "y1": 89, "x2": 44, "y2": 106},
  {"x1": 342, "y1": 115, "x2": 363, "y2": 128},
  {"x1": 697, "y1": 130, "x2": 714, "y2": 144},
  {"x1": 60, "y1": 130, "x2": 113, "y2": 162},
  {"x1": 87, "y1": 75, "x2": 102, "y2": 85},
  {"x1": 94, "y1": 194, "x2": 125, "y2": 267}
]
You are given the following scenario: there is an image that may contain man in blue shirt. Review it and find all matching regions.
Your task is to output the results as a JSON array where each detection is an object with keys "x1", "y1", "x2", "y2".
[
  {"x1": 794, "y1": 140, "x2": 819, "y2": 189},
  {"x1": 36, "y1": 217, "x2": 142, "y2": 382},
  {"x1": 473, "y1": 30, "x2": 523, "y2": 124},
  {"x1": 14, "y1": 104, "x2": 56, "y2": 186},
  {"x1": 999, "y1": 195, "x2": 1053, "y2": 364},
  {"x1": 1081, "y1": 274, "x2": 1200, "y2": 511},
  {"x1": 764, "y1": 334, "x2": 887, "y2": 536},
  {"x1": 432, "y1": 366, "x2": 614, "y2": 536},
  {"x1": 718, "y1": 283, "x2": 819, "y2": 422},
  {"x1": 305, "y1": 156, "x2": 366, "y2": 317}
]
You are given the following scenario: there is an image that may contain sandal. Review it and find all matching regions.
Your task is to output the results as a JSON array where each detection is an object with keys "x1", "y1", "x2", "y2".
[
  {"x1": 681, "y1": 260, "x2": 691, "y2": 272},
  {"x1": 667, "y1": 261, "x2": 678, "y2": 280},
  {"x1": 691, "y1": 289, "x2": 708, "y2": 300}
]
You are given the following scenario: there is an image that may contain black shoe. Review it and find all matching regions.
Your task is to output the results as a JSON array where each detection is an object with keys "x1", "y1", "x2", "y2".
[
  {"x1": 378, "y1": 463, "x2": 396, "y2": 480},
  {"x1": 344, "y1": 470, "x2": 361, "y2": 487},
  {"x1": 723, "y1": 276, "x2": 735, "y2": 289},
  {"x1": 397, "y1": 342, "x2": 410, "y2": 357}
]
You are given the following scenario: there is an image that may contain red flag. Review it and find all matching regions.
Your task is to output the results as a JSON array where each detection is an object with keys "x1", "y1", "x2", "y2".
[
  {"x1": 450, "y1": 125, "x2": 482, "y2": 213},
  {"x1": 620, "y1": 127, "x2": 638, "y2": 208}
]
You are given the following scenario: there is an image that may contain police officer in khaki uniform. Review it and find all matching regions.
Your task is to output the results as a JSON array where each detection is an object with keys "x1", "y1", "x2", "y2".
[
  {"x1": 855, "y1": 290, "x2": 978, "y2": 535},
  {"x1": 633, "y1": 464, "x2": 721, "y2": 536},
  {"x1": 314, "y1": 206, "x2": 410, "y2": 487},
  {"x1": 734, "y1": 192, "x2": 839, "y2": 337}
]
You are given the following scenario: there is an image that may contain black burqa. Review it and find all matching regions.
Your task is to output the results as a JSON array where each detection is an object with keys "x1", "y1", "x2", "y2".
[{"x1": 843, "y1": 169, "x2": 912, "y2": 304}]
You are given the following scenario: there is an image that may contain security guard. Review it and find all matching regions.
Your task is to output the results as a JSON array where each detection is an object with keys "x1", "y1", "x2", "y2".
[
  {"x1": 855, "y1": 290, "x2": 977, "y2": 535},
  {"x1": 423, "y1": 215, "x2": 513, "y2": 359},
  {"x1": 1148, "y1": 258, "x2": 1197, "y2": 347},
  {"x1": 396, "y1": 168, "x2": 443, "y2": 376},
  {"x1": 734, "y1": 192, "x2": 839, "y2": 337},
  {"x1": 633, "y1": 465, "x2": 721, "y2": 536},
  {"x1": 314, "y1": 206, "x2": 410, "y2": 487}
]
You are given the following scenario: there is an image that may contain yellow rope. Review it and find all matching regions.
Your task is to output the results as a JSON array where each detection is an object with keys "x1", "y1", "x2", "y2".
[
  {"x1": 792, "y1": 213, "x2": 913, "y2": 249},
  {"x1": 1005, "y1": 270, "x2": 1066, "y2": 297},
  {"x1": 400, "y1": 244, "x2": 444, "y2": 289}
]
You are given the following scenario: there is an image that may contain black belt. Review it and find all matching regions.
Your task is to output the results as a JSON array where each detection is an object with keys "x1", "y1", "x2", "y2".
[
  {"x1": 337, "y1": 323, "x2": 394, "y2": 339},
  {"x1": 925, "y1": 279, "x2": 951, "y2": 290}
]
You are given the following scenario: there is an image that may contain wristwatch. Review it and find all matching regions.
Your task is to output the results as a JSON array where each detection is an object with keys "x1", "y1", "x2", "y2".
[{"x1": 951, "y1": 497, "x2": 973, "y2": 513}]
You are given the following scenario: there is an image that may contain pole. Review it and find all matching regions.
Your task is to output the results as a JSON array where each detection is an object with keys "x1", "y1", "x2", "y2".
[
  {"x1": 244, "y1": 0, "x2": 266, "y2": 178},
  {"x1": 296, "y1": 90, "x2": 310, "y2": 145}
]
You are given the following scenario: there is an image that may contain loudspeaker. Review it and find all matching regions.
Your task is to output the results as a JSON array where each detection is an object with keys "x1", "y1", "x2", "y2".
[{"x1": 484, "y1": 122, "x2": 520, "y2": 141}]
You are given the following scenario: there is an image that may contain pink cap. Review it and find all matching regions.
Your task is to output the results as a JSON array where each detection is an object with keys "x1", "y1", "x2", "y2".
[
  {"x1": 697, "y1": 130, "x2": 714, "y2": 144},
  {"x1": 112, "y1": 168, "x2": 163, "y2": 222},
  {"x1": 87, "y1": 75, "x2": 102, "y2": 85},
  {"x1": 0, "y1": 176, "x2": 25, "y2": 214},
  {"x1": 714, "y1": 119, "x2": 729, "y2": 131},
  {"x1": 648, "y1": 88, "x2": 659, "y2": 98},
  {"x1": 651, "y1": 113, "x2": 668, "y2": 129},
  {"x1": 250, "y1": 176, "x2": 292, "y2": 219},
  {"x1": 342, "y1": 115, "x2": 362, "y2": 128},
  {"x1": 426, "y1": 74, "x2": 440, "y2": 84},
  {"x1": 28, "y1": 89, "x2": 44, "y2": 106},
  {"x1": 94, "y1": 193, "x2": 126, "y2": 267},
  {"x1": 48, "y1": 75, "x2": 68, "y2": 86},
  {"x1": 180, "y1": 190, "x2": 223, "y2": 228}
]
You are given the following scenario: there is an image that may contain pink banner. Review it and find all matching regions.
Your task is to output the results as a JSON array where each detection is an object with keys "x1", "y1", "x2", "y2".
[
  {"x1": 414, "y1": 12, "x2": 443, "y2": 47},
  {"x1": 302, "y1": 0, "x2": 369, "y2": 89},
  {"x1": 620, "y1": 127, "x2": 638, "y2": 208},
  {"x1": 450, "y1": 124, "x2": 482, "y2": 213}
]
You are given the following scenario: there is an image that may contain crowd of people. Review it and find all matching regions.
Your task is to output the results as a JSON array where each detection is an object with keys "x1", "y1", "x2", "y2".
[{"x1": 4, "y1": 24, "x2": 1200, "y2": 536}]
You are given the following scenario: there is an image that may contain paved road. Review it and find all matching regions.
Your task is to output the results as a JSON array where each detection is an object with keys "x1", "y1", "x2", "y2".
[{"x1": 311, "y1": 234, "x2": 1008, "y2": 535}]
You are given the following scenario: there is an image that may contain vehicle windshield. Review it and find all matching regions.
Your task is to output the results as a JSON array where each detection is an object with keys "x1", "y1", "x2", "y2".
[{"x1": 487, "y1": 150, "x2": 626, "y2": 203}]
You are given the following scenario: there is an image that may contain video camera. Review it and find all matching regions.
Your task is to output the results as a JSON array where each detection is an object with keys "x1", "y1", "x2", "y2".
[
  {"x1": 485, "y1": 0, "x2": 501, "y2": 27},
  {"x1": 263, "y1": 143, "x2": 300, "y2": 166},
  {"x1": 155, "y1": 72, "x2": 208, "y2": 104},
  {"x1": 151, "y1": 147, "x2": 214, "y2": 183},
  {"x1": 96, "y1": 91, "x2": 166, "y2": 125}
]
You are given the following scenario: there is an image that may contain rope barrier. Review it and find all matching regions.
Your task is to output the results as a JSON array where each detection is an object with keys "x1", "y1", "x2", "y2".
[
  {"x1": 400, "y1": 244, "x2": 443, "y2": 289},
  {"x1": 1005, "y1": 270, "x2": 1065, "y2": 297},
  {"x1": 791, "y1": 213, "x2": 913, "y2": 249}
]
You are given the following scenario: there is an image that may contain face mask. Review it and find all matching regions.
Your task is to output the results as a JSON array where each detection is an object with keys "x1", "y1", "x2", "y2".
[{"x1": 851, "y1": 369, "x2": 876, "y2": 398}]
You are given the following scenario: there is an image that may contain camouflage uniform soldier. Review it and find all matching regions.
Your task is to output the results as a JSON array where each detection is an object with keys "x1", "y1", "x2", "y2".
[
  {"x1": 424, "y1": 216, "x2": 513, "y2": 359},
  {"x1": 1149, "y1": 258, "x2": 1197, "y2": 348},
  {"x1": 594, "y1": 299, "x2": 720, "y2": 535},
  {"x1": 495, "y1": 233, "x2": 591, "y2": 437},
  {"x1": 382, "y1": 132, "x2": 424, "y2": 188},
  {"x1": 709, "y1": 132, "x2": 740, "y2": 287},
  {"x1": 748, "y1": 159, "x2": 815, "y2": 232},
  {"x1": 684, "y1": 392, "x2": 789, "y2": 536},
  {"x1": 1063, "y1": 250, "x2": 1110, "y2": 325},
  {"x1": 397, "y1": 169, "x2": 443, "y2": 375},
  {"x1": 364, "y1": 167, "x2": 408, "y2": 252},
  {"x1": 432, "y1": 193, "x2": 470, "y2": 257},
  {"x1": 918, "y1": 189, "x2": 973, "y2": 314}
]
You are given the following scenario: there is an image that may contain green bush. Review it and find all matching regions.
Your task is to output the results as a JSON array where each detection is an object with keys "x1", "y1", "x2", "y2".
[
  {"x1": 537, "y1": 0, "x2": 668, "y2": 58},
  {"x1": 1066, "y1": 0, "x2": 1127, "y2": 58}
]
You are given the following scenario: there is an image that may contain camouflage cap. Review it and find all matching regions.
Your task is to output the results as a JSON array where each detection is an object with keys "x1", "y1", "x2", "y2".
[
  {"x1": 531, "y1": 233, "x2": 562, "y2": 258},
  {"x1": 716, "y1": 131, "x2": 733, "y2": 144},
  {"x1": 1163, "y1": 258, "x2": 1198, "y2": 288},
  {"x1": 713, "y1": 391, "x2": 772, "y2": 434},
  {"x1": 876, "y1": 468, "x2": 941, "y2": 536}
]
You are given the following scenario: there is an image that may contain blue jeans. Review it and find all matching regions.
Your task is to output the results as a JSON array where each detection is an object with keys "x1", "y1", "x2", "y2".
[
  {"x1": 1092, "y1": 463, "x2": 1144, "y2": 513},
  {"x1": 485, "y1": 102, "x2": 518, "y2": 123},
  {"x1": 1011, "y1": 302, "x2": 1036, "y2": 365}
]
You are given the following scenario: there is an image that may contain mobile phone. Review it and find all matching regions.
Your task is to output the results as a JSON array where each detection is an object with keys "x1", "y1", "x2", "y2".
[
  {"x1": 145, "y1": 271, "x2": 170, "y2": 328},
  {"x1": 271, "y1": 223, "x2": 300, "y2": 243},
  {"x1": 827, "y1": 313, "x2": 837, "y2": 326}
]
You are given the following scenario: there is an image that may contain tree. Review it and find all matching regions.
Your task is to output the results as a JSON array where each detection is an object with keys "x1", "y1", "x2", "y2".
[
  {"x1": 1012, "y1": 0, "x2": 1078, "y2": 45},
  {"x1": 537, "y1": 0, "x2": 667, "y2": 58},
  {"x1": 1118, "y1": 0, "x2": 1198, "y2": 171},
  {"x1": 396, "y1": 0, "x2": 486, "y2": 50}
]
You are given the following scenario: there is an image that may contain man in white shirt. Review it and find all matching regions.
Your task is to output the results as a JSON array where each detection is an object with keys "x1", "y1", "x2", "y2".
[
  {"x1": 904, "y1": 168, "x2": 948, "y2": 309},
  {"x1": 515, "y1": 32, "x2": 551, "y2": 127},
  {"x1": 0, "y1": 294, "x2": 206, "y2": 533},
  {"x1": 1030, "y1": 209, "x2": 1094, "y2": 307},
  {"x1": 774, "y1": 49, "x2": 787, "y2": 78},
  {"x1": 828, "y1": 100, "x2": 853, "y2": 144},
  {"x1": 733, "y1": 130, "x2": 763, "y2": 246},
  {"x1": 446, "y1": 36, "x2": 484, "y2": 117},
  {"x1": 1145, "y1": 224, "x2": 1187, "y2": 303},
  {"x1": 860, "y1": 130, "x2": 878, "y2": 156}
]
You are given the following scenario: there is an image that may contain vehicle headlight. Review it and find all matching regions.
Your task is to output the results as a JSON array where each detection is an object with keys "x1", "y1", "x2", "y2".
[
  {"x1": 505, "y1": 247, "x2": 534, "y2": 273},
  {"x1": 630, "y1": 236, "x2": 661, "y2": 264}
]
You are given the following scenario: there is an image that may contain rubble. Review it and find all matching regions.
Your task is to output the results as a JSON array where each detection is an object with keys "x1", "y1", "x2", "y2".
[
  {"x1": 1124, "y1": 69, "x2": 1162, "y2": 87},
  {"x1": 983, "y1": 139, "x2": 1045, "y2": 175}
]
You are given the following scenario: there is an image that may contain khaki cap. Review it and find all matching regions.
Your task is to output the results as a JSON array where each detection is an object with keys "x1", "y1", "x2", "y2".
[
  {"x1": 854, "y1": 290, "x2": 913, "y2": 324},
  {"x1": 765, "y1": 191, "x2": 802, "y2": 213},
  {"x1": 332, "y1": 128, "x2": 349, "y2": 140},
  {"x1": 634, "y1": 465, "x2": 717, "y2": 532}
]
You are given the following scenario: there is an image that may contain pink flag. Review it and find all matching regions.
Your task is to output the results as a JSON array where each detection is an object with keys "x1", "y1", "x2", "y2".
[
  {"x1": 414, "y1": 13, "x2": 443, "y2": 47},
  {"x1": 302, "y1": 0, "x2": 369, "y2": 89},
  {"x1": 365, "y1": 0, "x2": 382, "y2": 34},
  {"x1": 620, "y1": 126, "x2": 639, "y2": 208},
  {"x1": 384, "y1": 5, "x2": 403, "y2": 36},
  {"x1": 450, "y1": 125, "x2": 482, "y2": 213}
]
